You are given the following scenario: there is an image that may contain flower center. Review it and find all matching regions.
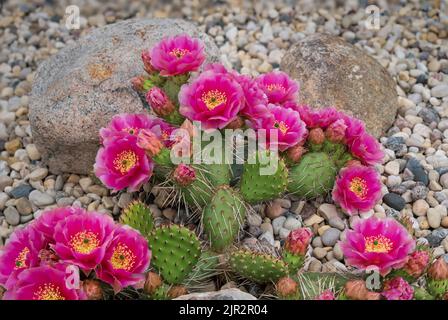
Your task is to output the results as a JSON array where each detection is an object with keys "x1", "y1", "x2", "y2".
[
  {"x1": 69, "y1": 231, "x2": 100, "y2": 254},
  {"x1": 110, "y1": 243, "x2": 136, "y2": 271},
  {"x1": 33, "y1": 283, "x2": 65, "y2": 300},
  {"x1": 273, "y1": 121, "x2": 289, "y2": 134},
  {"x1": 169, "y1": 48, "x2": 189, "y2": 58},
  {"x1": 349, "y1": 177, "x2": 368, "y2": 199},
  {"x1": 266, "y1": 83, "x2": 285, "y2": 92},
  {"x1": 201, "y1": 90, "x2": 227, "y2": 110},
  {"x1": 364, "y1": 235, "x2": 393, "y2": 253},
  {"x1": 113, "y1": 150, "x2": 139, "y2": 174},
  {"x1": 14, "y1": 247, "x2": 30, "y2": 270},
  {"x1": 123, "y1": 127, "x2": 138, "y2": 135}
]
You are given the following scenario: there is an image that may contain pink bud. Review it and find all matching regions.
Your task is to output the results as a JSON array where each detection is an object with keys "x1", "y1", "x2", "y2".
[
  {"x1": 403, "y1": 250, "x2": 429, "y2": 278},
  {"x1": 428, "y1": 257, "x2": 448, "y2": 280},
  {"x1": 137, "y1": 129, "x2": 163, "y2": 157},
  {"x1": 308, "y1": 127, "x2": 325, "y2": 145},
  {"x1": 141, "y1": 50, "x2": 156, "y2": 74},
  {"x1": 325, "y1": 119, "x2": 347, "y2": 143},
  {"x1": 346, "y1": 159, "x2": 363, "y2": 167},
  {"x1": 286, "y1": 144, "x2": 307, "y2": 163},
  {"x1": 145, "y1": 87, "x2": 175, "y2": 117},
  {"x1": 172, "y1": 164, "x2": 196, "y2": 186},
  {"x1": 285, "y1": 228, "x2": 313, "y2": 255},
  {"x1": 131, "y1": 76, "x2": 145, "y2": 92}
]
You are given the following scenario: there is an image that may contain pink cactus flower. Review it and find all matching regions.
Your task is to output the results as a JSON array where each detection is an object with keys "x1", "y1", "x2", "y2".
[
  {"x1": 326, "y1": 119, "x2": 347, "y2": 143},
  {"x1": 3, "y1": 264, "x2": 86, "y2": 300},
  {"x1": 252, "y1": 104, "x2": 307, "y2": 152},
  {"x1": 179, "y1": 70, "x2": 245, "y2": 129},
  {"x1": 315, "y1": 289, "x2": 335, "y2": 300},
  {"x1": 340, "y1": 217, "x2": 415, "y2": 276},
  {"x1": 94, "y1": 134, "x2": 153, "y2": 192},
  {"x1": 97, "y1": 226, "x2": 151, "y2": 292},
  {"x1": 0, "y1": 227, "x2": 48, "y2": 290},
  {"x1": 145, "y1": 87, "x2": 175, "y2": 117},
  {"x1": 342, "y1": 114, "x2": 366, "y2": 142},
  {"x1": 52, "y1": 211, "x2": 117, "y2": 272},
  {"x1": 284, "y1": 228, "x2": 313, "y2": 256},
  {"x1": 33, "y1": 206, "x2": 85, "y2": 241},
  {"x1": 172, "y1": 164, "x2": 196, "y2": 186},
  {"x1": 149, "y1": 34, "x2": 205, "y2": 76},
  {"x1": 332, "y1": 165, "x2": 382, "y2": 215},
  {"x1": 296, "y1": 105, "x2": 341, "y2": 129},
  {"x1": 348, "y1": 133, "x2": 384, "y2": 166},
  {"x1": 256, "y1": 71, "x2": 299, "y2": 104},
  {"x1": 382, "y1": 277, "x2": 414, "y2": 300}
]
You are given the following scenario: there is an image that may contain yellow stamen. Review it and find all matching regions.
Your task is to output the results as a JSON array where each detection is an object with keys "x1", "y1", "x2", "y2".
[
  {"x1": 113, "y1": 150, "x2": 139, "y2": 174},
  {"x1": 123, "y1": 127, "x2": 138, "y2": 135},
  {"x1": 349, "y1": 177, "x2": 368, "y2": 199},
  {"x1": 14, "y1": 247, "x2": 30, "y2": 269},
  {"x1": 169, "y1": 48, "x2": 189, "y2": 58},
  {"x1": 69, "y1": 231, "x2": 100, "y2": 254},
  {"x1": 266, "y1": 83, "x2": 285, "y2": 92},
  {"x1": 364, "y1": 235, "x2": 393, "y2": 253},
  {"x1": 201, "y1": 90, "x2": 227, "y2": 110},
  {"x1": 110, "y1": 243, "x2": 136, "y2": 271},
  {"x1": 34, "y1": 283, "x2": 65, "y2": 300},
  {"x1": 274, "y1": 121, "x2": 289, "y2": 134}
]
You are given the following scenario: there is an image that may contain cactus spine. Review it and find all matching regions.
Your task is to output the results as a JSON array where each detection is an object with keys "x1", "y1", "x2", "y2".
[{"x1": 119, "y1": 201, "x2": 154, "y2": 237}]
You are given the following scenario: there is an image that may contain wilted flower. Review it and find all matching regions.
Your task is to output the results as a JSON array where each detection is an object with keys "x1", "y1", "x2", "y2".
[
  {"x1": 149, "y1": 34, "x2": 205, "y2": 76},
  {"x1": 284, "y1": 228, "x2": 313, "y2": 256},
  {"x1": 382, "y1": 277, "x2": 413, "y2": 300},
  {"x1": 315, "y1": 289, "x2": 335, "y2": 300},
  {"x1": 168, "y1": 285, "x2": 188, "y2": 299},
  {"x1": 0, "y1": 227, "x2": 48, "y2": 290},
  {"x1": 179, "y1": 70, "x2": 245, "y2": 129},
  {"x1": 52, "y1": 212, "x2": 116, "y2": 272},
  {"x1": 172, "y1": 164, "x2": 196, "y2": 186},
  {"x1": 340, "y1": 217, "x2": 415, "y2": 275},
  {"x1": 3, "y1": 264, "x2": 86, "y2": 300},
  {"x1": 332, "y1": 165, "x2": 382, "y2": 215},
  {"x1": 286, "y1": 144, "x2": 307, "y2": 163},
  {"x1": 428, "y1": 257, "x2": 448, "y2": 280},
  {"x1": 131, "y1": 76, "x2": 145, "y2": 92},
  {"x1": 97, "y1": 226, "x2": 151, "y2": 292},
  {"x1": 94, "y1": 135, "x2": 154, "y2": 192},
  {"x1": 82, "y1": 279, "x2": 103, "y2": 300},
  {"x1": 143, "y1": 271, "x2": 163, "y2": 295},
  {"x1": 145, "y1": 87, "x2": 175, "y2": 117},
  {"x1": 256, "y1": 71, "x2": 299, "y2": 104},
  {"x1": 403, "y1": 250, "x2": 430, "y2": 278}
]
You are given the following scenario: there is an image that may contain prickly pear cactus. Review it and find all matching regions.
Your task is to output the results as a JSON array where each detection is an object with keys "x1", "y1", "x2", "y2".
[
  {"x1": 287, "y1": 152, "x2": 337, "y2": 199},
  {"x1": 240, "y1": 153, "x2": 288, "y2": 203},
  {"x1": 183, "y1": 250, "x2": 222, "y2": 291},
  {"x1": 427, "y1": 279, "x2": 448, "y2": 299},
  {"x1": 413, "y1": 287, "x2": 434, "y2": 300},
  {"x1": 119, "y1": 201, "x2": 154, "y2": 237},
  {"x1": 283, "y1": 251, "x2": 306, "y2": 275},
  {"x1": 148, "y1": 224, "x2": 201, "y2": 284},
  {"x1": 203, "y1": 186, "x2": 246, "y2": 251},
  {"x1": 150, "y1": 283, "x2": 171, "y2": 300},
  {"x1": 229, "y1": 249, "x2": 288, "y2": 283}
]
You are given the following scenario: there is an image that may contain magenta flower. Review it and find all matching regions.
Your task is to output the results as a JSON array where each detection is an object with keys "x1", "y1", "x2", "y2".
[
  {"x1": 382, "y1": 277, "x2": 414, "y2": 300},
  {"x1": 332, "y1": 165, "x2": 382, "y2": 215},
  {"x1": 252, "y1": 104, "x2": 307, "y2": 152},
  {"x1": 145, "y1": 87, "x2": 175, "y2": 117},
  {"x1": 0, "y1": 227, "x2": 48, "y2": 290},
  {"x1": 315, "y1": 289, "x2": 335, "y2": 300},
  {"x1": 284, "y1": 228, "x2": 313, "y2": 256},
  {"x1": 52, "y1": 212, "x2": 116, "y2": 272},
  {"x1": 94, "y1": 134, "x2": 153, "y2": 192},
  {"x1": 342, "y1": 114, "x2": 366, "y2": 143},
  {"x1": 97, "y1": 226, "x2": 151, "y2": 292},
  {"x1": 3, "y1": 264, "x2": 86, "y2": 300},
  {"x1": 100, "y1": 113, "x2": 164, "y2": 145},
  {"x1": 256, "y1": 71, "x2": 299, "y2": 104},
  {"x1": 150, "y1": 34, "x2": 205, "y2": 76},
  {"x1": 340, "y1": 217, "x2": 415, "y2": 275},
  {"x1": 296, "y1": 105, "x2": 341, "y2": 129},
  {"x1": 348, "y1": 133, "x2": 384, "y2": 166},
  {"x1": 33, "y1": 207, "x2": 84, "y2": 241},
  {"x1": 179, "y1": 70, "x2": 245, "y2": 129}
]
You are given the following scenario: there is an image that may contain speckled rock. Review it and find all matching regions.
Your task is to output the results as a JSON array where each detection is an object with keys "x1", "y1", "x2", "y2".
[
  {"x1": 174, "y1": 288, "x2": 256, "y2": 300},
  {"x1": 281, "y1": 33, "x2": 397, "y2": 138},
  {"x1": 30, "y1": 18, "x2": 219, "y2": 174}
]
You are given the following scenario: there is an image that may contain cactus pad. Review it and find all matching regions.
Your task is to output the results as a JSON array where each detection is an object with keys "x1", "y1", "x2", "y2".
[
  {"x1": 203, "y1": 186, "x2": 246, "y2": 251},
  {"x1": 148, "y1": 225, "x2": 201, "y2": 284},
  {"x1": 119, "y1": 201, "x2": 154, "y2": 238},
  {"x1": 427, "y1": 279, "x2": 448, "y2": 299},
  {"x1": 240, "y1": 154, "x2": 288, "y2": 203},
  {"x1": 287, "y1": 152, "x2": 337, "y2": 199},
  {"x1": 229, "y1": 249, "x2": 288, "y2": 283}
]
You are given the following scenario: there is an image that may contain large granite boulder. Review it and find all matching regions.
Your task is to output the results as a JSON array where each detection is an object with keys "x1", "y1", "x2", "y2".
[
  {"x1": 281, "y1": 33, "x2": 397, "y2": 138},
  {"x1": 30, "y1": 18, "x2": 219, "y2": 175}
]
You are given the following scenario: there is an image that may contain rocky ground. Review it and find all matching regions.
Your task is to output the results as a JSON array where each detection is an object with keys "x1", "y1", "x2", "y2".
[{"x1": 1, "y1": 0, "x2": 448, "y2": 286}]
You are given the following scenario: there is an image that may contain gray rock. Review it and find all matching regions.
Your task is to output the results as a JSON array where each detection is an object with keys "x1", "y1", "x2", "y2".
[
  {"x1": 283, "y1": 216, "x2": 301, "y2": 230},
  {"x1": 175, "y1": 288, "x2": 256, "y2": 300},
  {"x1": 0, "y1": 175, "x2": 13, "y2": 191},
  {"x1": 321, "y1": 228, "x2": 341, "y2": 247},
  {"x1": 259, "y1": 231, "x2": 275, "y2": 246},
  {"x1": 426, "y1": 229, "x2": 448, "y2": 247},
  {"x1": 29, "y1": 190, "x2": 55, "y2": 206},
  {"x1": 281, "y1": 33, "x2": 397, "y2": 138},
  {"x1": 272, "y1": 216, "x2": 286, "y2": 235},
  {"x1": 406, "y1": 158, "x2": 428, "y2": 186},
  {"x1": 15, "y1": 197, "x2": 33, "y2": 215},
  {"x1": 30, "y1": 18, "x2": 219, "y2": 174},
  {"x1": 9, "y1": 184, "x2": 33, "y2": 199},
  {"x1": 329, "y1": 217, "x2": 345, "y2": 230},
  {"x1": 383, "y1": 193, "x2": 406, "y2": 211},
  {"x1": 4, "y1": 206, "x2": 20, "y2": 226}
]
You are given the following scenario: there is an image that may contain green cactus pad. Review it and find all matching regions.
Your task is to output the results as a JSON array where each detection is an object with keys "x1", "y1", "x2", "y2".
[
  {"x1": 239, "y1": 154, "x2": 288, "y2": 203},
  {"x1": 148, "y1": 225, "x2": 201, "y2": 284},
  {"x1": 229, "y1": 249, "x2": 288, "y2": 283},
  {"x1": 183, "y1": 250, "x2": 222, "y2": 290},
  {"x1": 413, "y1": 287, "x2": 435, "y2": 300},
  {"x1": 287, "y1": 152, "x2": 337, "y2": 199},
  {"x1": 427, "y1": 279, "x2": 448, "y2": 299},
  {"x1": 119, "y1": 201, "x2": 154, "y2": 238},
  {"x1": 150, "y1": 283, "x2": 171, "y2": 300},
  {"x1": 282, "y1": 251, "x2": 306, "y2": 275},
  {"x1": 203, "y1": 186, "x2": 246, "y2": 251}
]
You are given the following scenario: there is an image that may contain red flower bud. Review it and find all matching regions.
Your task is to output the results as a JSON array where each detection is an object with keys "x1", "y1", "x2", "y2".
[
  {"x1": 284, "y1": 228, "x2": 313, "y2": 255},
  {"x1": 141, "y1": 50, "x2": 157, "y2": 74},
  {"x1": 172, "y1": 164, "x2": 196, "y2": 187},
  {"x1": 131, "y1": 76, "x2": 145, "y2": 92},
  {"x1": 325, "y1": 119, "x2": 347, "y2": 143},
  {"x1": 428, "y1": 257, "x2": 448, "y2": 280},
  {"x1": 286, "y1": 144, "x2": 307, "y2": 163},
  {"x1": 276, "y1": 277, "x2": 298, "y2": 298},
  {"x1": 145, "y1": 87, "x2": 175, "y2": 117},
  {"x1": 403, "y1": 250, "x2": 430, "y2": 278},
  {"x1": 308, "y1": 127, "x2": 325, "y2": 145}
]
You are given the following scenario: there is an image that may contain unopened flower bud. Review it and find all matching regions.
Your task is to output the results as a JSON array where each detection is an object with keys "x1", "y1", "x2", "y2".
[
  {"x1": 315, "y1": 289, "x2": 335, "y2": 300},
  {"x1": 325, "y1": 119, "x2": 347, "y2": 143},
  {"x1": 308, "y1": 127, "x2": 325, "y2": 145},
  {"x1": 82, "y1": 279, "x2": 103, "y2": 300},
  {"x1": 276, "y1": 277, "x2": 298, "y2": 299},
  {"x1": 345, "y1": 280, "x2": 381, "y2": 300},
  {"x1": 286, "y1": 144, "x2": 307, "y2": 163},
  {"x1": 284, "y1": 228, "x2": 313, "y2": 256},
  {"x1": 145, "y1": 87, "x2": 175, "y2": 117},
  {"x1": 141, "y1": 50, "x2": 156, "y2": 74},
  {"x1": 172, "y1": 164, "x2": 196, "y2": 187},
  {"x1": 428, "y1": 257, "x2": 448, "y2": 280},
  {"x1": 403, "y1": 250, "x2": 429, "y2": 278},
  {"x1": 137, "y1": 129, "x2": 163, "y2": 157},
  {"x1": 131, "y1": 76, "x2": 145, "y2": 92},
  {"x1": 144, "y1": 272, "x2": 163, "y2": 295}
]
